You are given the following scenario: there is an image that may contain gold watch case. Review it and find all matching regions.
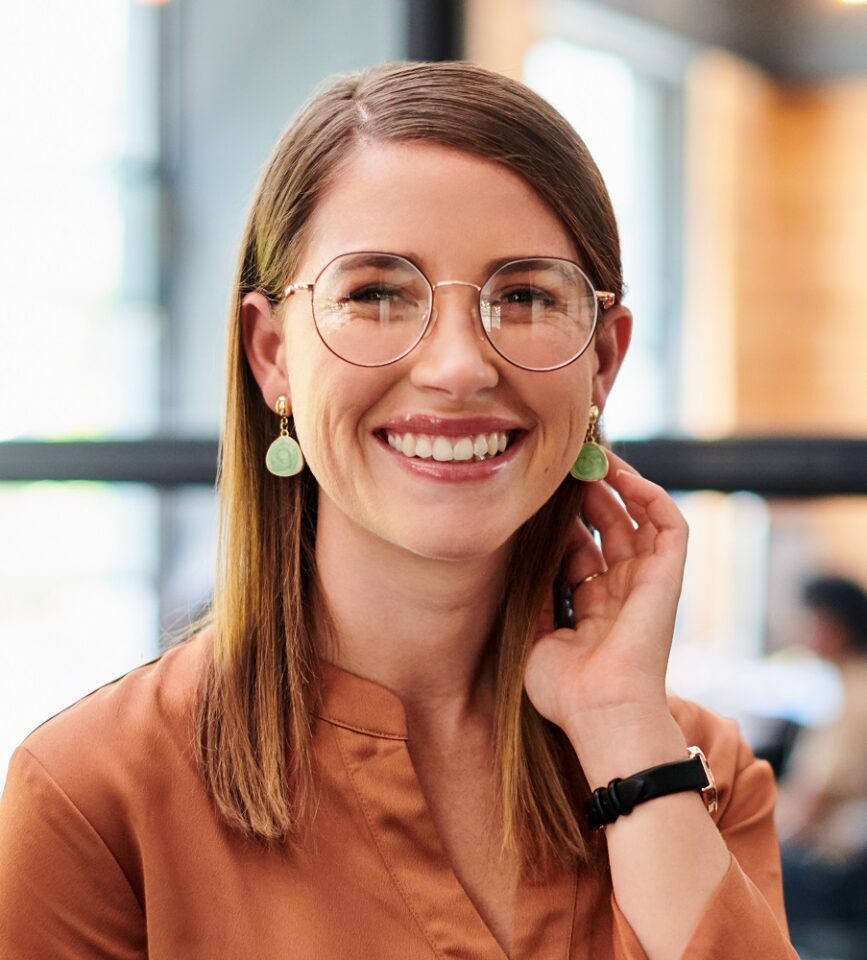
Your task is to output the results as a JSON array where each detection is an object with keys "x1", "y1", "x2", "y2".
[{"x1": 688, "y1": 745, "x2": 719, "y2": 814}]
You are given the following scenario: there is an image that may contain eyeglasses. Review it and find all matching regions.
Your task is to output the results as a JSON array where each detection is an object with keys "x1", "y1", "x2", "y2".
[{"x1": 278, "y1": 252, "x2": 615, "y2": 372}]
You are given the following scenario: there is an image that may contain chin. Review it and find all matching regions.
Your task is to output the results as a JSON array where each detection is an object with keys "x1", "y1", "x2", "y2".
[{"x1": 386, "y1": 519, "x2": 514, "y2": 563}]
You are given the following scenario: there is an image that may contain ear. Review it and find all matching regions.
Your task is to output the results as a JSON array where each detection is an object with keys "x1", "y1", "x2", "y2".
[
  {"x1": 240, "y1": 292, "x2": 290, "y2": 411},
  {"x1": 591, "y1": 305, "x2": 632, "y2": 413}
]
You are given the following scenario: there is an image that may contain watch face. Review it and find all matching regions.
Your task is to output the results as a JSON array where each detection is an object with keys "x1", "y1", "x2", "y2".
[{"x1": 688, "y1": 746, "x2": 719, "y2": 814}]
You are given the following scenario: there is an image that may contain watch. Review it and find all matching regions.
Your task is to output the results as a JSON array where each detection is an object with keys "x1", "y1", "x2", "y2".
[{"x1": 586, "y1": 745, "x2": 718, "y2": 830}]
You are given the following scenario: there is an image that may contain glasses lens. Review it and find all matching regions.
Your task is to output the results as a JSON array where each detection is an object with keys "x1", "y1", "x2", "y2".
[
  {"x1": 312, "y1": 253, "x2": 430, "y2": 366},
  {"x1": 480, "y1": 259, "x2": 597, "y2": 370}
]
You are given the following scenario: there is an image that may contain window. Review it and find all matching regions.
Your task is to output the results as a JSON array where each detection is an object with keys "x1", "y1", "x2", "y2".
[{"x1": 0, "y1": 0, "x2": 407, "y2": 788}]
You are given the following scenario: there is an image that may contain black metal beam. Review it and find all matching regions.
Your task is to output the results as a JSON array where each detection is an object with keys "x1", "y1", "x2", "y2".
[
  {"x1": 0, "y1": 440, "x2": 218, "y2": 488},
  {"x1": 610, "y1": 437, "x2": 867, "y2": 498},
  {"x1": 408, "y1": 0, "x2": 464, "y2": 61},
  {"x1": 2, "y1": 437, "x2": 867, "y2": 497}
]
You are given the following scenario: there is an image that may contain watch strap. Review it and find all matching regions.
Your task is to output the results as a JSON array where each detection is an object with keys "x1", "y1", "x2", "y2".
[{"x1": 586, "y1": 748, "x2": 715, "y2": 830}]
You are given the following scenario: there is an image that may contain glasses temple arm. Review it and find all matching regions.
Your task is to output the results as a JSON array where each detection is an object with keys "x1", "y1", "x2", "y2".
[{"x1": 279, "y1": 282, "x2": 315, "y2": 301}]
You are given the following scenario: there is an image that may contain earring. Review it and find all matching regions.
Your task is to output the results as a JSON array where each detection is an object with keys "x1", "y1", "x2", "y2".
[
  {"x1": 570, "y1": 403, "x2": 609, "y2": 481},
  {"x1": 265, "y1": 395, "x2": 305, "y2": 477}
]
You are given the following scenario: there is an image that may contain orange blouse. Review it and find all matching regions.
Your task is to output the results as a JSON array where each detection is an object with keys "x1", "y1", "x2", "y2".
[{"x1": 0, "y1": 631, "x2": 797, "y2": 959}]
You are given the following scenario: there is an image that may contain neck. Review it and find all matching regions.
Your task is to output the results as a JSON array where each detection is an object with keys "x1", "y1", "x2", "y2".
[{"x1": 313, "y1": 492, "x2": 511, "y2": 740}]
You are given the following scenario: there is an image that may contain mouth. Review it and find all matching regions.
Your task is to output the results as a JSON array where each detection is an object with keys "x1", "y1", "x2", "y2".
[{"x1": 379, "y1": 429, "x2": 519, "y2": 463}]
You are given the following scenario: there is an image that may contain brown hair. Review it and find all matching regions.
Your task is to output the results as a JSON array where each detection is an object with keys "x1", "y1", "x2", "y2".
[{"x1": 191, "y1": 60, "x2": 623, "y2": 874}]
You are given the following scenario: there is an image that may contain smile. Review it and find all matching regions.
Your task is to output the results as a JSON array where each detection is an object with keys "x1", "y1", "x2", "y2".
[{"x1": 384, "y1": 431, "x2": 512, "y2": 462}]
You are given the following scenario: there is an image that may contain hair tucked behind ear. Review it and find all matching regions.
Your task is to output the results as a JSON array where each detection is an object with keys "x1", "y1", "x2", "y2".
[{"x1": 189, "y1": 60, "x2": 622, "y2": 871}]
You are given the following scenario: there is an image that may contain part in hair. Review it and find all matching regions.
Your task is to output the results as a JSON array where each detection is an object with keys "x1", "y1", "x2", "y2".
[{"x1": 189, "y1": 60, "x2": 623, "y2": 876}]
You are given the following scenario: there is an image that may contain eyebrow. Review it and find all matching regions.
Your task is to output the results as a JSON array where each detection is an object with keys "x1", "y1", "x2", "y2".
[
  {"x1": 336, "y1": 251, "x2": 582, "y2": 278},
  {"x1": 335, "y1": 252, "x2": 409, "y2": 270},
  {"x1": 489, "y1": 259, "x2": 579, "y2": 284}
]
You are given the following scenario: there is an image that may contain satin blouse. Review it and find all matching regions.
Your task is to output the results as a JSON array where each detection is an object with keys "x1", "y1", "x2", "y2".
[{"x1": 0, "y1": 630, "x2": 797, "y2": 959}]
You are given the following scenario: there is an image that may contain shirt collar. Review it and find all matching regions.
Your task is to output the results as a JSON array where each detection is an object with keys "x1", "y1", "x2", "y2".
[{"x1": 314, "y1": 660, "x2": 409, "y2": 740}]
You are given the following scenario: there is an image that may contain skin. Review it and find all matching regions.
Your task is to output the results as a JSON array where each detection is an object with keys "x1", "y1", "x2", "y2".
[
  {"x1": 242, "y1": 141, "x2": 731, "y2": 960},
  {"x1": 803, "y1": 609, "x2": 851, "y2": 663}
]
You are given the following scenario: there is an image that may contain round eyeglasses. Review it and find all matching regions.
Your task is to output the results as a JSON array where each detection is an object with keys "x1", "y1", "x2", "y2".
[{"x1": 278, "y1": 252, "x2": 615, "y2": 372}]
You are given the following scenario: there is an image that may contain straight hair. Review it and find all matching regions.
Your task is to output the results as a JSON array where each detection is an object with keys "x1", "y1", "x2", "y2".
[{"x1": 191, "y1": 60, "x2": 623, "y2": 875}]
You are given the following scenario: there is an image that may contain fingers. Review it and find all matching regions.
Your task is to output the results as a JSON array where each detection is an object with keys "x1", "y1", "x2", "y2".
[
  {"x1": 605, "y1": 451, "x2": 688, "y2": 540},
  {"x1": 580, "y1": 481, "x2": 639, "y2": 566},
  {"x1": 562, "y1": 515, "x2": 607, "y2": 585},
  {"x1": 575, "y1": 451, "x2": 687, "y2": 570}
]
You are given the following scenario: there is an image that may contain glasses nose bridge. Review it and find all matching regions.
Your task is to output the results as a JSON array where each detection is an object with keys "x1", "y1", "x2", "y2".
[
  {"x1": 430, "y1": 279, "x2": 482, "y2": 293},
  {"x1": 424, "y1": 278, "x2": 484, "y2": 341}
]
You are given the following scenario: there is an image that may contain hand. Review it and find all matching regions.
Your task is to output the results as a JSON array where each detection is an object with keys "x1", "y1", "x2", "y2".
[{"x1": 524, "y1": 451, "x2": 688, "y2": 743}]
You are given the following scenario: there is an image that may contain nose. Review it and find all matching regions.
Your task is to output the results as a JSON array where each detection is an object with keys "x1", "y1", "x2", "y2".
[{"x1": 407, "y1": 282, "x2": 500, "y2": 399}]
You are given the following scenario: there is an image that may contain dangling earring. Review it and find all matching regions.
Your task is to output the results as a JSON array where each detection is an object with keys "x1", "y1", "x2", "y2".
[
  {"x1": 265, "y1": 395, "x2": 305, "y2": 477},
  {"x1": 570, "y1": 403, "x2": 609, "y2": 481}
]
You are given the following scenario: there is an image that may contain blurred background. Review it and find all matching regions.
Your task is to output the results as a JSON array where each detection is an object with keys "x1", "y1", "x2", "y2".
[{"x1": 2, "y1": 0, "x2": 867, "y2": 954}]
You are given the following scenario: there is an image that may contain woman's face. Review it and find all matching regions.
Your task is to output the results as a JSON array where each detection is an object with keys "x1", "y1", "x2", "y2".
[{"x1": 255, "y1": 141, "x2": 629, "y2": 561}]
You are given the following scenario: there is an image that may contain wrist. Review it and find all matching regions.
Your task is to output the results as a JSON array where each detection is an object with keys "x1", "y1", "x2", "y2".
[
  {"x1": 586, "y1": 746, "x2": 718, "y2": 830},
  {"x1": 565, "y1": 705, "x2": 687, "y2": 790}
]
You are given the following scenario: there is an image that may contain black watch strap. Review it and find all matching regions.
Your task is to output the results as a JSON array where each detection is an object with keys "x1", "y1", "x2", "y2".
[{"x1": 586, "y1": 747, "x2": 717, "y2": 830}]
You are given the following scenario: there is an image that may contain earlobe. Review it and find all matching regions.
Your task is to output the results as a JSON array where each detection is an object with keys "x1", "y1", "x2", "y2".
[
  {"x1": 240, "y1": 291, "x2": 290, "y2": 408},
  {"x1": 592, "y1": 305, "x2": 632, "y2": 412}
]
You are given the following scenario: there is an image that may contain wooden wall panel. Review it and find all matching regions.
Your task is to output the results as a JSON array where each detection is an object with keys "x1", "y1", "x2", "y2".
[
  {"x1": 463, "y1": 0, "x2": 536, "y2": 79},
  {"x1": 684, "y1": 52, "x2": 867, "y2": 642},
  {"x1": 681, "y1": 50, "x2": 775, "y2": 436},
  {"x1": 684, "y1": 52, "x2": 867, "y2": 435}
]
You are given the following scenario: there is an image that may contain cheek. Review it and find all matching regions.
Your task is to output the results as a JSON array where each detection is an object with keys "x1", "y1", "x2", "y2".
[
  {"x1": 526, "y1": 372, "x2": 590, "y2": 467},
  {"x1": 289, "y1": 370, "x2": 353, "y2": 466},
  {"x1": 283, "y1": 322, "x2": 339, "y2": 448},
  {"x1": 283, "y1": 350, "x2": 388, "y2": 483}
]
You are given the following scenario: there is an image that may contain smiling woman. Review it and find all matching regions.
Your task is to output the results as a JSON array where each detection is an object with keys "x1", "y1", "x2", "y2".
[
  {"x1": 243, "y1": 141, "x2": 614, "y2": 564},
  {"x1": 0, "y1": 62, "x2": 798, "y2": 960}
]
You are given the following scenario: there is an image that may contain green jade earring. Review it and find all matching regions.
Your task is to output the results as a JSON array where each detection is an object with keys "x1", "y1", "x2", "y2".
[
  {"x1": 265, "y1": 395, "x2": 305, "y2": 477},
  {"x1": 570, "y1": 403, "x2": 609, "y2": 482}
]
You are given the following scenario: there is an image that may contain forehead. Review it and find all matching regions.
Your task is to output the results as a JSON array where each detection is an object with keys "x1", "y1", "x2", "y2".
[{"x1": 298, "y1": 141, "x2": 581, "y2": 278}]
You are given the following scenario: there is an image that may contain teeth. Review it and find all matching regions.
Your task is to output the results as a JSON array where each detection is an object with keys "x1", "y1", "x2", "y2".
[
  {"x1": 384, "y1": 431, "x2": 512, "y2": 462},
  {"x1": 432, "y1": 437, "x2": 454, "y2": 462},
  {"x1": 453, "y1": 438, "x2": 474, "y2": 461}
]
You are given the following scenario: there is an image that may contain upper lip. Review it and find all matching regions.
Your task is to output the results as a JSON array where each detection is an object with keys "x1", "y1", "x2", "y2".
[{"x1": 376, "y1": 415, "x2": 528, "y2": 437}]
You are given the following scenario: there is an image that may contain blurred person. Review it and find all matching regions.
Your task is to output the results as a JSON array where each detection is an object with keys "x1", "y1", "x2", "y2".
[
  {"x1": 0, "y1": 62, "x2": 797, "y2": 959},
  {"x1": 777, "y1": 576, "x2": 867, "y2": 923}
]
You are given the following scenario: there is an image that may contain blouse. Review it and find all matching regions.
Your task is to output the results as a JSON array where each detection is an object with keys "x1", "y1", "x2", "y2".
[{"x1": 0, "y1": 629, "x2": 797, "y2": 959}]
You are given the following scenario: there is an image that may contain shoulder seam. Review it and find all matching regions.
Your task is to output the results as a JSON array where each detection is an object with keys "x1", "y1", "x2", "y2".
[{"x1": 23, "y1": 651, "x2": 168, "y2": 740}]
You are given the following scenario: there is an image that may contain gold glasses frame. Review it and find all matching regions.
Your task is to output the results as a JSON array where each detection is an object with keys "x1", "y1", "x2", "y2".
[{"x1": 277, "y1": 251, "x2": 616, "y2": 372}]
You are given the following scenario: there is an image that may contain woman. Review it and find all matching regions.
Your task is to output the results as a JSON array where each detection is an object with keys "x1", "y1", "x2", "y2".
[{"x1": 0, "y1": 61, "x2": 796, "y2": 959}]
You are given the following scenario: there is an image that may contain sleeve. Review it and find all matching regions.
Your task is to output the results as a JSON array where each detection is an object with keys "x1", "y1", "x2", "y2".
[
  {"x1": 0, "y1": 746, "x2": 147, "y2": 960},
  {"x1": 609, "y1": 708, "x2": 799, "y2": 960}
]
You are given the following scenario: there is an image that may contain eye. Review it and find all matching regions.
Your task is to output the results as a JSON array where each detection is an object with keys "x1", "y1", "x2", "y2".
[
  {"x1": 344, "y1": 284, "x2": 406, "y2": 303},
  {"x1": 492, "y1": 286, "x2": 559, "y2": 309}
]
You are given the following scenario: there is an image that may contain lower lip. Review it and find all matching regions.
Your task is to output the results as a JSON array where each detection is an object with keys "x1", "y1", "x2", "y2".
[{"x1": 375, "y1": 432, "x2": 528, "y2": 482}]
